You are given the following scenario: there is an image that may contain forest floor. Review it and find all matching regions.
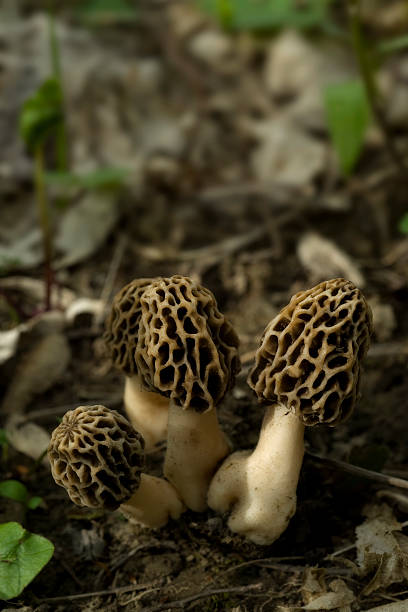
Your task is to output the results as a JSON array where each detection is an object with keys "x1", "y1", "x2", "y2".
[{"x1": 1, "y1": 2, "x2": 408, "y2": 610}]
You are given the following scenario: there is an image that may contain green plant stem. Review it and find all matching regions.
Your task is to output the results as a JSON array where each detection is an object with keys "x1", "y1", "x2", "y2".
[
  {"x1": 48, "y1": 6, "x2": 68, "y2": 174},
  {"x1": 34, "y1": 146, "x2": 53, "y2": 311},
  {"x1": 347, "y1": 0, "x2": 406, "y2": 172}
]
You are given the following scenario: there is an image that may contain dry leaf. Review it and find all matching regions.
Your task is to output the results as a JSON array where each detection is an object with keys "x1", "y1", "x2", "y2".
[
  {"x1": 5, "y1": 417, "x2": 50, "y2": 465},
  {"x1": 65, "y1": 297, "x2": 104, "y2": 326},
  {"x1": 302, "y1": 568, "x2": 355, "y2": 611},
  {"x1": 1, "y1": 330, "x2": 70, "y2": 415},
  {"x1": 355, "y1": 503, "x2": 408, "y2": 595},
  {"x1": 250, "y1": 117, "x2": 326, "y2": 187},
  {"x1": 54, "y1": 192, "x2": 119, "y2": 269},
  {"x1": 297, "y1": 232, "x2": 365, "y2": 287},
  {"x1": 0, "y1": 328, "x2": 20, "y2": 365},
  {"x1": 369, "y1": 297, "x2": 397, "y2": 342}
]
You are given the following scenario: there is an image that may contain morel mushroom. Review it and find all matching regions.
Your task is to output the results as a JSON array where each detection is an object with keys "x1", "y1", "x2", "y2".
[
  {"x1": 136, "y1": 275, "x2": 240, "y2": 512},
  {"x1": 104, "y1": 278, "x2": 170, "y2": 449},
  {"x1": 48, "y1": 405, "x2": 184, "y2": 528},
  {"x1": 208, "y1": 278, "x2": 372, "y2": 544}
]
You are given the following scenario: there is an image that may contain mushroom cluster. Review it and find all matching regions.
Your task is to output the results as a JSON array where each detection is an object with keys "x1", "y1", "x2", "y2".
[{"x1": 48, "y1": 276, "x2": 372, "y2": 545}]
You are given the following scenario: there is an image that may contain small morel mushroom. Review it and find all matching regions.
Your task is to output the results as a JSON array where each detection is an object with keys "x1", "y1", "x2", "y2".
[
  {"x1": 48, "y1": 405, "x2": 184, "y2": 528},
  {"x1": 104, "y1": 278, "x2": 170, "y2": 449},
  {"x1": 208, "y1": 278, "x2": 372, "y2": 544},
  {"x1": 136, "y1": 275, "x2": 241, "y2": 511}
]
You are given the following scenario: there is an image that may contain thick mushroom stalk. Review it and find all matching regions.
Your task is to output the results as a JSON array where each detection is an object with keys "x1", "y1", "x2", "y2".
[
  {"x1": 124, "y1": 375, "x2": 169, "y2": 450},
  {"x1": 48, "y1": 405, "x2": 184, "y2": 528},
  {"x1": 208, "y1": 403, "x2": 304, "y2": 545},
  {"x1": 104, "y1": 278, "x2": 169, "y2": 450},
  {"x1": 164, "y1": 400, "x2": 230, "y2": 511},
  {"x1": 137, "y1": 275, "x2": 240, "y2": 512},
  {"x1": 209, "y1": 278, "x2": 372, "y2": 544},
  {"x1": 120, "y1": 473, "x2": 185, "y2": 527}
]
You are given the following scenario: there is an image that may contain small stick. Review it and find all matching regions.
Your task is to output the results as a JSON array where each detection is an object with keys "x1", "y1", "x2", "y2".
[
  {"x1": 94, "y1": 234, "x2": 127, "y2": 331},
  {"x1": 221, "y1": 556, "x2": 305, "y2": 576},
  {"x1": 37, "y1": 581, "x2": 157, "y2": 603},
  {"x1": 149, "y1": 582, "x2": 263, "y2": 611},
  {"x1": 306, "y1": 451, "x2": 408, "y2": 490}
]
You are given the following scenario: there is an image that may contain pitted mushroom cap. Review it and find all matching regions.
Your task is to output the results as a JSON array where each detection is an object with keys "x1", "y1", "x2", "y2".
[
  {"x1": 104, "y1": 278, "x2": 159, "y2": 376},
  {"x1": 248, "y1": 278, "x2": 372, "y2": 426},
  {"x1": 48, "y1": 405, "x2": 145, "y2": 510},
  {"x1": 136, "y1": 275, "x2": 241, "y2": 412}
]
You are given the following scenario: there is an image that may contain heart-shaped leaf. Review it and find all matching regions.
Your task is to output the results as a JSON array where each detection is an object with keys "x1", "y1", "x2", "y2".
[{"x1": 0, "y1": 522, "x2": 54, "y2": 600}]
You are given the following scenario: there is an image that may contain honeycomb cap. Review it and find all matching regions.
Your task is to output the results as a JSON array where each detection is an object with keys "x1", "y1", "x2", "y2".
[
  {"x1": 135, "y1": 275, "x2": 241, "y2": 412},
  {"x1": 248, "y1": 278, "x2": 372, "y2": 426},
  {"x1": 104, "y1": 278, "x2": 159, "y2": 376},
  {"x1": 48, "y1": 405, "x2": 145, "y2": 510}
]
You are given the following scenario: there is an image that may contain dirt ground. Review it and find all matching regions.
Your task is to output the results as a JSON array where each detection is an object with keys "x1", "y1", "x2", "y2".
[{"x1": 1, "y1": 2, "x2": 408, "y2": 610}]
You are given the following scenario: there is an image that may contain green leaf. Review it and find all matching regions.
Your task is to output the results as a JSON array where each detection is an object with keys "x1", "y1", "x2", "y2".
[
  {"x1": 398, "y1": 213, "x2": 408, "y2": 234},
  {"x1": 0, "y1": 480, "x2": 29, "y2": 505},
  {"x1": 27, "y1": 497, "x2": 43, "y2": 511},
  {"x1": 323, "y1": 79, "x2": 371, "y2": 175},
  {"x1": 0, "y1": 522, "x2": 54, "y2": 600},
  {"x1": 45, "y1": 167, "x2": 128, "y2": 190},
  {"x1": 196, "y1": 0, "x2": 332, "y2": 31},
  {"x1": 378, "y1": 34, "x2": 408, "y2": 55},
  {"x1": 0, "y1": 429, "x2": 8, "y2": 447},
  {"x1": 78, "y1": 0, "x2": 138, "y2": 23},
  {"x1": 19, "y1": 78, "x2": 63, "y2": 151}
]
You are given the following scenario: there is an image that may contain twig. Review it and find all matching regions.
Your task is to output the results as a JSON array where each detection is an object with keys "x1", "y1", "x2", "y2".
[
  {"x1": 37, "y1": 581, "x2": 158, "y2": 603},
  {"x1": 94, "y1": 234, "x2": 127, "y2": 330},
  {"x1": 376, "y1": 489, "x2": 408, "y2": 511},
  {"x1": 20, "y1": 397, "x2": 122, "y2": 422},
  {"x1": 110, "y1": 540, "x2": 177, "y2": 572},
  {"x1": 306, "y1": 451, "x2": 408, "y2": 490},
  {"x1": 148, "y1": 582, "x2": 263, "y2": 611},
  {"x1": 220, "y1": 556, "x2": 305, "y2": 576},
  {"x1": 134, "y1": 228, "x2": 265, "y2": 264},
  {"x1": 55, "y1": 553, "x2": 84, "y2": 588}
]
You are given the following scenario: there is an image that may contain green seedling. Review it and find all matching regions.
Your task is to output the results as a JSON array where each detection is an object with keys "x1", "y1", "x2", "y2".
[
  {"x1": 0, "y1": 522, "x2": 54, "y2": 600},
  {"x1": 0, "y1": 430, "x2": 9, "y2": 462},
  {"x1": 0, "y1": 480, "x2": 43, "y2": 512},
  {"x1": 19, "y1": 77, "x2": 64, "y2": 312},
  {"x1": 45, "y1": 166, "x2": 129, "y2": 192},
  {"x1": 77, "y1": 0, "x2": 138, "y2": 24},
  {"x1": 324, "y1": 80, "x2": 371, "y2": 175},
  {"x1": 196, "y1": 0, "x2": 333, "y2": 32}
]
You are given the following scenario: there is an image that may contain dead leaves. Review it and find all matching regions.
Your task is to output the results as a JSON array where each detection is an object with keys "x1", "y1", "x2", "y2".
[
  {"x1": 355, "y1": 504, "x2": 408, "y2": 595},
  {"x1": 302, "y1": 568, "x2": 355, "y2": 611}
]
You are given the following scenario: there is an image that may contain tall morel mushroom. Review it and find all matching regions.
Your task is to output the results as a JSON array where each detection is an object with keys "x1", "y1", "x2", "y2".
[
  {"x1": 104, "y1": 278, "x2": 170, "y2": 449},
  {"x1": 48, "y1": 405, "x2": 184, "y2": 528},
  {"x1": 136, "y1": 275, "x2": 241, "y2": 511},
  {"x1": 208, "y1": 278, "x2": 372, "y2": 544}
]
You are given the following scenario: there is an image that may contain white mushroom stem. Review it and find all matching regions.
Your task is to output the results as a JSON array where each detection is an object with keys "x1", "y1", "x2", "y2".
[
  {"x1": 124, "y1": 375, "x2": 169, "y2": 450},
  {"x1": 120, "y1": 473, "x2": 185, "y2": 528},
  {"x1": 164, "y1": 401, "x2": 231, "y2": 512},
  {"x1": 207, "y1": 403, "x2": 305, "y2": 545}
]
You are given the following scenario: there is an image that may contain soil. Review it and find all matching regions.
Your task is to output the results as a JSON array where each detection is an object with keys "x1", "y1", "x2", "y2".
[{"x1": 1, "y1": 2, "x2": 408, "y2": 611}]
